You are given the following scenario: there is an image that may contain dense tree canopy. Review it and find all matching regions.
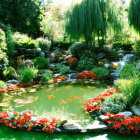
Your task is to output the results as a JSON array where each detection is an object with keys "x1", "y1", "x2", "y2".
[
  {"x1": 0, "y1": 0, "x2": 42, "y2": 37},
  {"x1": 129, "y1": 0, "x2": 140, "y2": 34},
  {"x1": 66, "y1": 0, "x2": 121, "y2": 45}
]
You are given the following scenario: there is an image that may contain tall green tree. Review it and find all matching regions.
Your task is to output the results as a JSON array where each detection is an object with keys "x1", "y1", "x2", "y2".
[
  {"x1": 0, "y1": 0, "x2": 42, "y2": 37},
  {"x1": 66, "y1": 0, "x2": 121, "y2": 46},
  {"x1": 128, "y1": 0, "x2": 140, "y2": 34}
]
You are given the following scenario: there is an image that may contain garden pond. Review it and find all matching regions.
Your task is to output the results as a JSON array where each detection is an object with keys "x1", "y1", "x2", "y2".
[{"x1": 0, "y1": 82, "x2": 139, "y2": 139}]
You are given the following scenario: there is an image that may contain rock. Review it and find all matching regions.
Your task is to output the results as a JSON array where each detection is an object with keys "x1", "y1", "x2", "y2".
[
  {"x1": 64, "y1": 55, "x2": 72, "y2": 60},
  {"x1": 117, "y1": 111, "x2": 133, "y2": 118},
  {"x1": 38, "y1": 69, "x2": 47, "y2": 74},
  {"x1": 136, "y1": 63, "x2": 140, "y2": 70},
  {"x1": 40, "y1": 51, "x2": 45, "y2": 57},
  {"x1": 86, "y1": 120, "x2": 109, "y2": 132},
  {"x1": 117, "y1": 50, "x2": 126, "y2": 55},
  {"x1": 6, "y1": 80, "x2": 20, "y2": 86},
  {"x1": 62, "y1": 122, "x2": 83, "y2": 132},
  {"x1": 49, "y1": 63, "x2": 57, "y2": 71},
  {"x1": 131, "y1": 105, "x2": 140, "y2": 116},
  {"x1": 97, "y1": 53, "x2": 105, "y2": 60},
  {"x1": 104, "y1": 63, "x2": 110, "y2": 68},
  {"x1": 98, "y1": 115, "x2": 109, "y2": 121}
]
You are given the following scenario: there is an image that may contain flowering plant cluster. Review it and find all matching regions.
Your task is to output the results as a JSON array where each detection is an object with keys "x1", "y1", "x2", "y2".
[
  {"x1": 67, "y1": 57, "x2": 78, "y2": 64},
  {"x1": 72, "y1": 71, "x2": 97, "y2": 79},
  {"x1": 103, "y1": 113, "x2": 140, "y2": 134},
  {"x1": 85, "y1": 88, "x2": 118, "y2": 112},
  {"x1": 0, "y1": 110, "x2": 57, "y2": 133},
  {"x1": 54, "y1": 76, "x2": 66, "y2": 83}
]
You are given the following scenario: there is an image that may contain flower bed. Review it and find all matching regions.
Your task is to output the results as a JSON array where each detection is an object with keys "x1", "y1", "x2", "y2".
[
  {"x1": 72, "y1": 71, "x2": 97, "y2": 79},
  {"x1": 53, "y1": 76, "x2": 66, "y2": 83},
  {"x1": 84, "y1": 88, "x2": 140, "y2": 134},
  {"x1": 85, "y1": 88, "x2": 117, "y2": 112},
  {"x1": 103, "y1": 113, "x2": 140, "y2": 134},
  {"x1": 67, "y1": 57, "x2": 78, "y2": 64},
  {"x1": 0, "y1": 110, "x2": 58, "y2": 133}
]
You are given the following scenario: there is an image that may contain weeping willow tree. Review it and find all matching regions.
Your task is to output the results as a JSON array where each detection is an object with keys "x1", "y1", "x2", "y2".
[
  {"x1": 65, "y1": 0, "x2": 121, "y2": 46},
  {"x1": 129, "y1": 0, "x2": 140, "y2": 34}
]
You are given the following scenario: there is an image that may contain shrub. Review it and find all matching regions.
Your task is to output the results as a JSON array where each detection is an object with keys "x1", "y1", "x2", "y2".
[
  {"x1": 6, "y1": 25, "x2": 15, "y2": 66},
  {"x1": 133, "y1": 40, "x2": 140, "y2": 54},
  {"x1": 36, "y1": 37, "x2": 51, "y2": 53},
  {"x1": 13, "y1": 32, "x2": 39, "y2": 49},
  {"x1": 113, "y1": 40, "x2": 134, "y2": 51},
  {"x1": 3, "y1": 67, "x2": 17, "y2": 79},
  {"x1": 56, "y1": 64, "x2": 70, "y2": 74},
  {"x1": 100, "y1": 93, "x2": 126, "y2": 114},
  {"x1": 0, "y1": 49, "x2": 8, "y2": 76},
  {"x1": 34, "y1": 57, "x2": 50, "y2": 69},
  {"x1": 78, "y1": 51, "x2": 97, "y2": 70},
  {"x1": 54, "y1": 51, "x2": 63, "y2": 61},
  {"x1": 92, "y1": 67, "x2": 109, "y2": 78},
  {"x1": 0, "y1": 80, "x2": 6, "y2": 89},
  {"x1": 115, "y1": 77, "x2": 140, "y2": 106},
  {"x1": 18, "y1": 66, "x2": 38, "y2": 84},
  {"x1": 119, "y1": 63, "x2": 139, "y2": 79},
  {"x1": 41, "y1": 70, "x2": 53, "y2": 82},
  {"x1": 0, "y1": 28, "x2": 7, "y2": 51},
  {"x1": 69, "y1": 42, "x2": 87, "y2": 59}
]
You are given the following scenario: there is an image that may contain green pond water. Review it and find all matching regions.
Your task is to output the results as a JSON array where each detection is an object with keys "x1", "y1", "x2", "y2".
[{"x1": 0, "y1": 83, "x2": 139, "y2": 139}]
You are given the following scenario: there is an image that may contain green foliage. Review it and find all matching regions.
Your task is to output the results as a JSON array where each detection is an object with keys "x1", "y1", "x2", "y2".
[
  {"x1": 0, "y1": 80, "x2": 6, "y2": 89},
  {"x1": 119, "y1": 63, "x2": 139, "y2": 79},
  {"x1": 113, "y1": 40, "x2": 134, "y2": 51},
  {"x1": 0, "y1": 28, "x2": 7, "y2": 51},
  {"x1": 41, "y1": 70, "x2": 53, "y2": 82},
  {"x1": 70, "y1": 42, "x2": 87, "y2": 59},
  {"x1": 40, "y1": 3, "x2": 66, "y2": 41},
  {"x1": 56, "y1": 64, "x2": 70, "y2": 74},
  {"x1": 115, "y1": 77, "x2": 140, "y2": 106},
  {"x1": 6, "y1": 25, "x2": 15, "y2": 66},
  {"x1": 100, "y1": 93, "x2": 126, "y2": 114},
  {"x1": 36, "y1": 37, "x2": 51, "y2": 53},
  {"x1": 92, "y1": 67, "x2": 109, "y2": 78},
  {"x1": 3, "y1": 67, "x2": 17, "y2": 77},
  {"x1": 66, "y1": 0, "x2": 121, "y2": 43},
  {"x1": 13, "y1": 32, "x2": 39, "y2": 49},
  {"x1": 0, "y1": 0, "x2": 42, "y2": 37},
  {"x1": 34, "y1": 57, "x2": 50, "y2": 69},
  {"x1": 0, "y1": 49, "x2": 8, "y2": 76},
  {"x1": 133, "y1": 40, "x2": 140, "y2": 54},
  {"x1": 18, "y1": 66, "x2": 38, "y2": 84},
  {"x1": 78, "y1": 51, "x2": 96, "y2": 70},
  {"x1": 129, "y1": 0, "x2": 140, "y2": 33}
]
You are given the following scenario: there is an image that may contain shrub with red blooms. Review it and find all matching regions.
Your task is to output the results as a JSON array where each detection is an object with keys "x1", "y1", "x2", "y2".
[
  {"x1": 67, "y1": 57, "x2": 78, "y2": 64},
  {"x1": 72, "y1": 71, "x2": 97, "y2": 79},
  {"x1": 103, "y1": 113, "x2": 140, "y2": 134},
  {"x1": 54, "y1": 76, "x2": 66, "y2": 83},
  {"x1": 85, "y1": 88, "x2": 118, "y2": 112},
  {"x1": 0, "y1": 110, "x2": 57, "y2": 133}
]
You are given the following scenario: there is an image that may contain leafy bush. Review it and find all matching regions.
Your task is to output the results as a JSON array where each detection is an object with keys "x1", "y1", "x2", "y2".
[
  {"x1": 115, "y1": 77, "x2": 140, "y2": 106},
  {"x1": 100, "y1": 93, "x2": 126, "y2": 114},
  {"x1": 36, "y1": 37, "x2": 51, "y2": 53},
  {"x1": 3, "y1": 67, "x2": 17, "y2": 79},
  {"x1": 41, "y1": 70, "x2": 53, "y2": 82},
  {"x1": 78, "y1": 51, "x2": 97, "y2": 70},
  {"x1": 0, "y1": 28, "x2": 7, "y2": 51},
  {"x1": 113, "y1": 40, "x2": 134, "y2": 51},
  {"x1": 34, "y1": 57, "x2": 50, "y2": 69},
  {"x1": 13, "y1": 32, "x2": 39, "y2": 49},
  {"x1": 133, "y1": 40, "x2": 140, "y2": 54},
  {"x1": 119, "y1": 63, "x2": 139, "y2": 79},
  {"x1": 0, "y1": 80, "x2": 6, "y2": 89},
  {"x1": 18, "y1": 66, "x2": 38, "y2": 84},
  {"x1": 70, "y1": 42, "x2": 87, "y2": 59},
  {"x1": 92, "y1": 67, "x2": 109, "y2": 78},
  {"x1": 56, "y1": 64, "x2": 70, "y2": 74},
  {"x1": 0, "y1": 49, "x2": 8, "y2": 76},
  {"x1": 6, "y1": 25, "x2": 15, "y2": 66}
]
